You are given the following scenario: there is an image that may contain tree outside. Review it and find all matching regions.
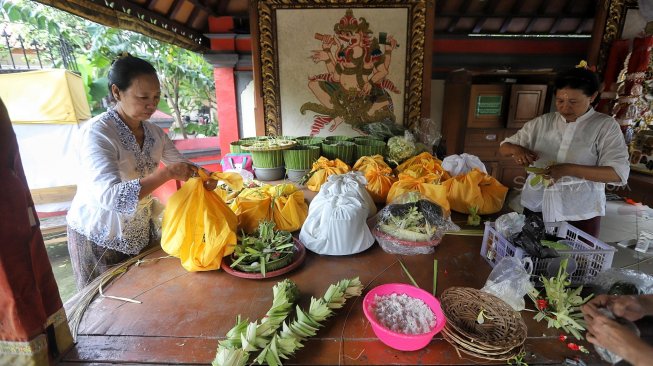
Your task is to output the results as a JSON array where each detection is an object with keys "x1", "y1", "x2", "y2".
[{"x1": 0, "y1": 0, "x2": 217, "y2": 139}]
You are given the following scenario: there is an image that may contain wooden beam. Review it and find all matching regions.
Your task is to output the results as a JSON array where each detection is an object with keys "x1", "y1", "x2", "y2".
[
  {"x1": 499, "y1": 0, "x2": 524, "y2": 33},
  {"x1": 447, "y1": 0, "x2": 473, "y2": 33},
  {"x1": 33, "y1": 0, "x2": 208, "y2": 51},
  {"x1": 549, "y1": 0, "x2": 576, "y2": 34},
  {"x1": 524, "y1": 0, "x2": 550, "y2": 34}
]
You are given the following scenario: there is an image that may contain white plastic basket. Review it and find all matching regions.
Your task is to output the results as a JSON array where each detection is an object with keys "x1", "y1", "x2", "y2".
[{"x1": 480, "y1": 221, "x2": 615, "y2": 285}]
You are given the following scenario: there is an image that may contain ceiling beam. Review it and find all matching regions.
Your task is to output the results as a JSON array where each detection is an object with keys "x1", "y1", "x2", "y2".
[
  {"x1": 524, "y1": 0, "x2": 549, "y2": 34},
  {"x1": 499, "y1": 0, "x2": 524, "y2": 33},
  {"x1": 447, "y1": 0, "x2": 473, "y2": 33},
  {"x1": 33, "y1": 0, "x2": 208, "y2": 51},
  {"x1": 550, "y1": 0, "x2": 575, "y2": 34}
]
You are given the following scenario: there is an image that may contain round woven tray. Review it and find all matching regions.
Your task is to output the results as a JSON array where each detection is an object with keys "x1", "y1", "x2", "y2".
[
  {"x1": 241, "y1": 140, "x2": 297, "y2": 151},
  {"x1": 440, "y1": 287, "x2": 527, "y2": 361}
]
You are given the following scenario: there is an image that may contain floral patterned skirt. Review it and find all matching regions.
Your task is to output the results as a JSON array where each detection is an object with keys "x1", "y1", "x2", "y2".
[{"x1": 67, "y1": 225, "x2": 158, "y2": 290}]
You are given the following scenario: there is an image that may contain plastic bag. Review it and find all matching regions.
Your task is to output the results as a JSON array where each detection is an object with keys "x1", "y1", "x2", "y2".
[
  {"x1": 413, "y1": 117, "x2": 442, "y2": 153},
  {"x1": 589, "y1": 268, "x2": 653, "y2": 295},
  {"x1": 300, "y1": 172, "x2": 376, "y2": 255},
  {"x1": 441, "y1": 168, "x2": 508, "y2": 214},
  {"x1": 161, "y1": 170, "x2": 243, "y2": 272},
  {"x1": 371, "y1": 192, "x2": 459, "y2": 255},
  {"x1": 441, "y1": 153, "x2": 487, "y2": 177},
  {"x1": 495, "y1": 212, "x2": 526, "y2": 239},
  {"x1": 508, "y1": 214, "x2": 559, "y2": 259},
  {"x1": 481, "y1": 256, "x2": 534, "y2": 311}
]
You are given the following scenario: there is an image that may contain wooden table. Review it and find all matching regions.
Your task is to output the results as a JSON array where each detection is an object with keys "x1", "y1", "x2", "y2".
[{"x1": 60, "y1": 234, "x2": 605, "y2": 365}]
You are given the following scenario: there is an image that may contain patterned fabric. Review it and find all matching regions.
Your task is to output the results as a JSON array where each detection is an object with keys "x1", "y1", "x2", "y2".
[
  {"x1": 66, "y1": 109, "x2": 187, "y2": 255},
  {"x1": 0, "y1": 97, "x2": 73, "y2": 365}
]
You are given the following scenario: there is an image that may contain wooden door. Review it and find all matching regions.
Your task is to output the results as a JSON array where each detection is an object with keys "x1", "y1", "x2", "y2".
[{"x1": 507, "y1": 84, "x2": 547, "y2": 128}]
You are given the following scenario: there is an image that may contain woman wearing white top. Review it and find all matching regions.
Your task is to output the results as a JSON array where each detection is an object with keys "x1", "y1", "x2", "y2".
[
  {"x1": 499, "y1": 67, "x2": 629, "y2": 237},
  {"x1": 66, "y1": 54, "x2": 214, "y2": 289}
]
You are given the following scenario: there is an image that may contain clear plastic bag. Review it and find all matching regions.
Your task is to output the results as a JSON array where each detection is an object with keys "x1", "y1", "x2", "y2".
[
  {"x1": 495, "y1": 212, "x2": 526, "y2": 239},
  {"x1": 589, "y1": 268, "x2": 653, "y2": 295},
  {"x1": 369, "y1": 192, "x2": 459, "y2": 255},
  {"x1": 480, "y1": 256, "x2": 534, "y2": 311},
  {"x1": 413, "y1": 118, "x2": 442, "y2": 154}
]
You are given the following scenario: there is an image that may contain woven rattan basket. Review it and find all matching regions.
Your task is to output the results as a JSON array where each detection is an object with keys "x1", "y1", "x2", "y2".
[{"x1": 440, "y1": 287, "x2": 527, "y2": 361}]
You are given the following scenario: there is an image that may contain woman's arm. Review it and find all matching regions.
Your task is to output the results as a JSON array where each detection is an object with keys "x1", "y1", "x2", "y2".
[{"x1": 547, "y1": 163, "x2": 621, "y2": 183}]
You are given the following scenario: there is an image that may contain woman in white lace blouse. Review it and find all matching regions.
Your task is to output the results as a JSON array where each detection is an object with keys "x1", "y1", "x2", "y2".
[
  {"x1": 66, "y1": 55, "x2": 210, "y2": 289},
  {"x1": 499, "y1": 67, "x2": 629, "y2": 237}
]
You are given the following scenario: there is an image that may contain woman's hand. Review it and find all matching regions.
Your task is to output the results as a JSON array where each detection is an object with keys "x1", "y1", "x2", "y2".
[
  {"x1": 508, "y1": 144, "x2": 538, "y2": 166},
  {"x1": 165, "y1": 162, "x2": 196, "y2": 181},
  {"x1": 586, "y1": 294, "x2": 652, "y2": 322},
  {"x1": 582, "y1": 297, "x2": 650, "y2": 365}
]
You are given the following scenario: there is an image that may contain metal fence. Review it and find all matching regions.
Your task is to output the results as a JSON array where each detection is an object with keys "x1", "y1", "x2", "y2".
[{"x1": 0, "y1": 27, "x2": 78, "y2": 73}]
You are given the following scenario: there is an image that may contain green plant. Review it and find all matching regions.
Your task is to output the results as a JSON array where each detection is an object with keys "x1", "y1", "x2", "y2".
[
  {"x1": 528, "y1": 258, "x2": 593, "y2": 340},
  {"x1": 177, "y1": 121, "x2": 218, "y2": 137},
  {"x1": 467, "y1": 206, "x2": 481, "y2": 226},
  {"x1": 255, "y1": 278, "x2": 363, "y2": 366},
  {"x1": 230, "y1": 221, "x2": 294, "y2": 277},
  {"x1": 213, "y1": 279, "x2": 300, "y2": 366}
]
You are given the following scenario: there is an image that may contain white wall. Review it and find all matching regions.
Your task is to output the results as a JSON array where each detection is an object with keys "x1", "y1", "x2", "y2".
[{"x1": 429, "y1": 79, "x2": 445, "y2": 133}]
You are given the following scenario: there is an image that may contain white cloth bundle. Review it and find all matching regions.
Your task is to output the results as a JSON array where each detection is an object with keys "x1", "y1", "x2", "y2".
[
  {"x1": 442, "y1": 153, "x2": 487, "y2": 176},
  {"x1": 300, "y1": 172, "x2": 376, "y2": 255}
]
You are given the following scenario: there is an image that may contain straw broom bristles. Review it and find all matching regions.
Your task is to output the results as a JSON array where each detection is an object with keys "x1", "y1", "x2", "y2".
[{"x1": 66, "y1": 246, "x2": 163, "y2": 342}]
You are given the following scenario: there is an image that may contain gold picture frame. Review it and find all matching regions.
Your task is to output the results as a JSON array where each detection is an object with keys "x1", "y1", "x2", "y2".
[
  {"x1": 596, "y1": 0, "x2": 638, "y2": 74},
  {"x1": 252, "y1": 0, "x2": 432, "y2": 136}
]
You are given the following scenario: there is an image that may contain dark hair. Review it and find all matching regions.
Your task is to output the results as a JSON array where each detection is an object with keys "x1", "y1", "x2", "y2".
[
  {"x1": 554, "y1": 67, "x2": 600, "y2": 97},
  {"x1": 107, "y1": 54, "x2": 157, "y2": 100}
]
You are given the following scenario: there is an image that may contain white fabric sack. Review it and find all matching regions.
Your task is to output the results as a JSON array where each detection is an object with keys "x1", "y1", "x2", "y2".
[
  {"x1": 442, "y1": 153, "x2": 487, "y2": 176},
  {"x1": 300, "y1": 172, "x2": 376, "y2": 255}
]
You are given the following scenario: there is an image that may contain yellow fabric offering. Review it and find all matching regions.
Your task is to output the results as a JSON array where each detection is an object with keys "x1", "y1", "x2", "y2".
[
  {"x1": 353, "y1": 155, "x2": 397, "y2": 203},
  {"x1": 230, "y1": 183, "x2": 308, "y2": 233},
  {"x1": 442, "y1": 168, "x2": 508, "y2": 214},
  {"x1": 161, "y1": 170, "x2": 243, "y2": 272},
  {"x1": 395, "y1": 152, "x2": 451, "y2": 181},
  {"x1": 386, "y1": 171, "x2": 450, "y2": 214},
  {"x1": 306, "y1": 157, "x2": 350, "y2": 192}
]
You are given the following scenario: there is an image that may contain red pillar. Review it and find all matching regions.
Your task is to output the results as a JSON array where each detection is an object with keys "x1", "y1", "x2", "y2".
[{"x1": 214, "y1": 67, "x2": 239, "y2": 155}]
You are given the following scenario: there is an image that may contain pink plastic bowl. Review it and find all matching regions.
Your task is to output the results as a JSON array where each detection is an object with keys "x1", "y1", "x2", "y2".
[{"x1": 362, "y1": 283, "x2": 446, "y2": 351}]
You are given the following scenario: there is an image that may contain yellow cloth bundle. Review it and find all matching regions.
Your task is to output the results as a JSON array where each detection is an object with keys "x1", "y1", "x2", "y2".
[
  {"x1": 161, "y1": 170, "x2": 243, "y2": 272},
  {"x1": 386, "y1": 170, "x2": 450, "y2": 214},
  {"x1": 441, "y1": 168, "x2": 508, "y2": 214},
  {"x1": 353, "y1": 155, "x2": 397, "y2": 203},
  {"x1": 395, "y1": 152, "x2": 451, "y2": 181},
  {"x1": 230, "y1": 183, "x2": 308, "y2": 233},
  {"x1": 306, "y1": 157, "x2": 350, "y2": 192}
]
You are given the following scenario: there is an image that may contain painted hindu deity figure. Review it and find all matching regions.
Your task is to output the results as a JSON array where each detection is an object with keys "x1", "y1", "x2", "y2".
[{"x1": 301, "y1": 9, "x2": 400, "y2": 135}]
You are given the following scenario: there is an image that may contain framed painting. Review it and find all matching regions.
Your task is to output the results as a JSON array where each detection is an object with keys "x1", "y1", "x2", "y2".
[{"x1": 252, "y1": 0, "x2": 432, "y2": 137}]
